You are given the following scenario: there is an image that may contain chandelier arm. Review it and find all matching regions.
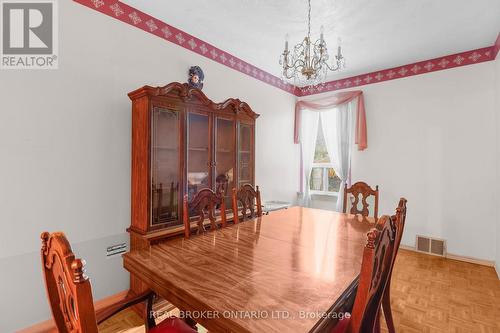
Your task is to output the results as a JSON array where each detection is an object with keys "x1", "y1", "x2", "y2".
[
  {"x1": 323, "y1": 61, "x2": 340, "y2": 71},
  {"x1": 293, "y1": 43, "x2": 306, "y2": 56},
  {"x1": 314, "y1": 51, "x2": 324, "y2": 66},
  {"x1": 282, "y1": 70, "x2": 298, "y2": 79},
  {"x1": 282, "y1": 63, "x2": 298, "y2": 75},
  {"x1": 282, "y1": 55, "x2": 294, "y2": 69},
  {"x1": 291, "y1": 58, "x2": 306, "y2": 71},
  {"x1": 312, "y1": 54, "x2": 326, "y2": 71}
]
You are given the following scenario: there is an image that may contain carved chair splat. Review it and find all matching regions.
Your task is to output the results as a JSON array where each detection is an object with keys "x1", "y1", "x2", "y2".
[
  {"x1": 231, "y1": 184, "x2": 262, "y2": 224},
  {"x1": 183, "y1": 188, "x2": 227, "y2": 239},
  {"x1": 343, "y1": 181, "x2": 379, "y2": 219}
]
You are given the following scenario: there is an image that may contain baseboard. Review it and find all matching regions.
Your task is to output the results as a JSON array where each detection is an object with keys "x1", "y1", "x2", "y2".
[
  {"x1": 16, "y1": 319, "x2": 57, "y2": 333},
  {"x1": 446, "y1": 253, "x2": 495, "y2": 267},
  {"x1": 400, "y1": 245, "x2": 495, "y2": 267},
  {"x1": 16, "y1": 290, "x2": 129, "y2": 333},
  {"x1": 495, "y1": 263, "x2": 500, "y2": 280},
  {"x1": 399, "y1": 244, "x2": 418, "y2": 252}
]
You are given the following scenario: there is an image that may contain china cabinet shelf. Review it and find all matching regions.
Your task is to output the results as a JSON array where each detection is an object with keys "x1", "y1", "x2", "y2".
[
  {"x1": 189, "y1": 147, "x2": 209, "y2": 152},
  {"x1": 154, "y1": 146, "x2": 177, "y2": 150}
]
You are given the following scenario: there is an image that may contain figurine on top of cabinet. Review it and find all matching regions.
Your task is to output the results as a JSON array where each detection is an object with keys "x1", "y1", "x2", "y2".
[{"x1": 188, "y1": 66, "x2": 204, "y2": 90}]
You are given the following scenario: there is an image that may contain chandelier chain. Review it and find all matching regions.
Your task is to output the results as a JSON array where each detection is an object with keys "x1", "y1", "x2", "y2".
[{"x1": 307, "y1": 0, "x2": 311, "y2": 39}]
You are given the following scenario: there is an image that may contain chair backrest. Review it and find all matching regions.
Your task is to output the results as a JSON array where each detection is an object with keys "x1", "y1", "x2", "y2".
[
  {"x1": 343, "y1": 181, "x2": 379, "y2": 219},
  {"x1": 40, "y1": 232, "x2": 98, "y2": 333},
  {"x1": 231, "y1": 184, "x2": 262, "y2": 224},
  {"x1": 390, "y1": 198, "x2": 407, "y2": 270},
  {"x1": 183, "y1": 188, "x2": 227, "y2": 238},
  {"x1": 349, "y1": 215, "x2": 396, "y2": 333}
]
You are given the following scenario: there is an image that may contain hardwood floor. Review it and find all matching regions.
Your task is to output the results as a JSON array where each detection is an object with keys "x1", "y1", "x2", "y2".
[
  {"x1": 99, "y1": 250, "x2": 500, "y2": 333},
  {"x1": 380, "y1": 250, "x2": 500, "y2": 333}
]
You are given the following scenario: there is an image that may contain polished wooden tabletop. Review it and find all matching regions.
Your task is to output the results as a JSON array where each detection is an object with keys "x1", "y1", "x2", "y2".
[{"x1": 123, "y1": 206, "x2": 375, "y2": 333}]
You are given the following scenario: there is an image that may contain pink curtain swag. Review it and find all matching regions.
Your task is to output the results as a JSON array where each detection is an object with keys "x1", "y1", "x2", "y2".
[{"x1": 294, "y1": 90, "x2": 367, "y2": 151}]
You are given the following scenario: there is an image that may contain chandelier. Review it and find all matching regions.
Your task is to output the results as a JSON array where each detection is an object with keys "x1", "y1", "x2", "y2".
[{"x1": 279, "y1": 0, "x2": 345, "y2": 87}]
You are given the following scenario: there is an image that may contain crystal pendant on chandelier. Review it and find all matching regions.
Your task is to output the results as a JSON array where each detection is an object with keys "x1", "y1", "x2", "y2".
[{"x1": 279, "y1": 0, "x2": 345, "y2": 88}]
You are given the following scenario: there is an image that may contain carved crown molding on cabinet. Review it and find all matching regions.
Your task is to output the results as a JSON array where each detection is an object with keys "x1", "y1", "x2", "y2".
[{"x1": 128, "y1": 82, "x2": 259, "y2": 119}]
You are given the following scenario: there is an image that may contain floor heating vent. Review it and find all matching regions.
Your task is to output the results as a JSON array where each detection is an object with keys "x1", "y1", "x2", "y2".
[{"x1": 415, "y1": 235, "x2": 446, "y2": 257}]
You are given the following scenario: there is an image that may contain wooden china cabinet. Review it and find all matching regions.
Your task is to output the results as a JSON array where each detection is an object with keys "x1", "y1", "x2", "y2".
[{"x1": 127, "y1": 82, "x2": 258, "y2": 296}]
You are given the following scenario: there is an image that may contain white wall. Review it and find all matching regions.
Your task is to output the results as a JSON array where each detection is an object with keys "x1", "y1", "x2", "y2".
[
  {"x1": 0, "y1": 1, "x2": 298, "y2": 331},
  {"x1": 305, "y1": 62, "x2": 497, "y2": 262}
]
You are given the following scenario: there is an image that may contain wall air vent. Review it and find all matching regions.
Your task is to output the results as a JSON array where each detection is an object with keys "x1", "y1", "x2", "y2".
[
  {"x1": 415, "y1": 235, "x2": 446, "y2": 257},
  {"x1": 106, "y1": 243, "x2": 127, "y2": 258}
]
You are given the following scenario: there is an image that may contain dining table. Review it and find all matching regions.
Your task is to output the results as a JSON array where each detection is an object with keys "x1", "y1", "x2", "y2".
[{"x1": 123, "y1": 206, "x2": 376, "y2": 333}]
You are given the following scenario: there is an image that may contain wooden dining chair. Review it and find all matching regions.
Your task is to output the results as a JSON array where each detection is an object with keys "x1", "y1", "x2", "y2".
[
  {"x1": 331, "y1": 215, "x2": 396, "y2": 333},
  {"x1": 183, "y1": 188, "x2": 227, "y2": 239},
  {"x1": 231, "y1": 184, "x2": 262, "y2": 224},
  {"x1": 381, "y1": 198, "x2": 408, "y2": 333},
  {"x1": 343, "y1": 181, "x2": 379, "y2": 219},
  {"x1": 40, "y1": 231, "x2": 196, "y2": 333}
]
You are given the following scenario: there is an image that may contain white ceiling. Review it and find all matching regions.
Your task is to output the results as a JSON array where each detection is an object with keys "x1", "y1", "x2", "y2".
[{"x1": 122, "y1": 0, "x2": 500, "y2": 81}]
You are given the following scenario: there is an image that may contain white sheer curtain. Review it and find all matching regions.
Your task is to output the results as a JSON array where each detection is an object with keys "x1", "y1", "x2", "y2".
[
  {"x1": 300, "y1": 109, "x2": 320, "y2": 207},
  {"x1": 320, "y1": 100, "x2": 356, "y2": 211}
]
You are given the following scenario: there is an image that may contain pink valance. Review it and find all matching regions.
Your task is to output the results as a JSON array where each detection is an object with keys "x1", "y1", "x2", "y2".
[{"x1": 294, "y1": 91, "x2": 367, "y2": 150}]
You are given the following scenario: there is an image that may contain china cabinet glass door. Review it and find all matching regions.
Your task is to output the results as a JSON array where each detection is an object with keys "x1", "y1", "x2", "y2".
[
  {"x1": 187, "y1": 112, "x2": 211, "y2": 200},
  {"x1": 151, "y1": 106, "x2": 180, "y2": 227},
  {"x1": 238, "y1": 123, "x2": 253, "y2": 187},
  {"x1": 215, "y1": 117, "x2": 236, "y2": 207}
]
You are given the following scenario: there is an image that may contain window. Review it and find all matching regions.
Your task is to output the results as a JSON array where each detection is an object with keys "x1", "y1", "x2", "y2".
[{"x1": 310, "y1": 118, "x2": 341, "y2": 195}]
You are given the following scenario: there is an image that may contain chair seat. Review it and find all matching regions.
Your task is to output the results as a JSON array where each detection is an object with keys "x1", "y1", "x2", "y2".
[
  {"x1": 150, "y1": 317, "x2": 198, "y2": 333},
  {"x1": 329, "y1": 317, "x2": 350, "y2": 333}
]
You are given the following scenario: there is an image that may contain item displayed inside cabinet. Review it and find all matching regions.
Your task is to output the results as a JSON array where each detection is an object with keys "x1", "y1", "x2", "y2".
[{"x1": 152, "y1": 182, "x2": 179, "y2": 224}]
